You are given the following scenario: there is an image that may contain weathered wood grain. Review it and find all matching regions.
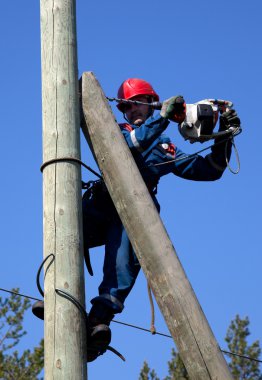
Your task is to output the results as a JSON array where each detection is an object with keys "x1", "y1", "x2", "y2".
[
  {"x1": 81, "y1": 71, "x2": 232, "y2": 380},
  {"x1": 40, "y1": 1, "x2": 87, "y2": 378}
]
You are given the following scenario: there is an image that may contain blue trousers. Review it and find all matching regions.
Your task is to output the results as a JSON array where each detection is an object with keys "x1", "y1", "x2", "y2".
[{"x1": 82, "y1": 187, "x2": 141, "y2": 314}]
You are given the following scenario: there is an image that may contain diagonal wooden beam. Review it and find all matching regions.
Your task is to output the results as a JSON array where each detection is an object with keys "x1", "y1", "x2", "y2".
[{"x1": 80, "y1": 71, "x2": 232, "y2": 380}]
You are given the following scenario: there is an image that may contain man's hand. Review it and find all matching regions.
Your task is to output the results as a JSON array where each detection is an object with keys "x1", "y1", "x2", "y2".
[
  {"x1": 160, "y1": 96, "x2": 186, "y2": 121},
  {"x1": 211, "y1": 108, "x2": 241, "y2": 164},
  {"x1": 219, "y1": 109, "x2": 241, "y2": 131}
]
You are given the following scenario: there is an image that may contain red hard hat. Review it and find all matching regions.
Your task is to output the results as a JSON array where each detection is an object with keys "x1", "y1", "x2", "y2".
[{"x1": 117, "y1": 78, "x2": 159, "y2": 111}]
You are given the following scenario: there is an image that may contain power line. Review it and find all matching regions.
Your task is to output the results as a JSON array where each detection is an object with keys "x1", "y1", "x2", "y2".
[
  {"x1": 112, "y1": 319, "x2": 262, "y2": 364},
  {"x1": 0, "y1": 287, "x2": 261, "y2": 365},
  {"x1": 0, "y1": 287, "x2": 41, "y2": 302}
]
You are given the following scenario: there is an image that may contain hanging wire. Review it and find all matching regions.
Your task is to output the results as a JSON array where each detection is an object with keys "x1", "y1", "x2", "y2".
[
  {"x1": 147, "y1": 130, "x2": 241, "y2": 175},
  {"x1": 0, "y1": 287, "x2": 261, "y2": 365},
  {"x1": 226, "y1": 137, "x2": 240, "y2": 174},
  {"x1": 0, "y1": 288, "x2": 41, "y2": 302},
  {"x1": 111, "y1": 319, "x2": 262, "y2": 364}
]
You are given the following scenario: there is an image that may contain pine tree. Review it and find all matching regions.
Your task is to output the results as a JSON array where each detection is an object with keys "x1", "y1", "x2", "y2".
[
  {"x1": 225, "y1": 315, "x2": 262, "y2": 380},
  {"x1": 163, "y1": 348, "x2": 189, "y2": 380},
  {"x1": 0, "y1": 289, "x2": 44, "y2": 380},
  {"x1": 139, "y1": 315, "x2": 262, "y2": 380},
  {"x1": 139, "y1": 361, "x2": 160, "y2": 380}
]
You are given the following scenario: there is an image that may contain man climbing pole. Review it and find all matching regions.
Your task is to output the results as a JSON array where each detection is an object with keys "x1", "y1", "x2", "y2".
[
  {"x1": 33, "y1": 78, "x2": 240, "y2": 363},
  {"x1": 81, "y1": 78, "x2": 241, "y2": 361}
]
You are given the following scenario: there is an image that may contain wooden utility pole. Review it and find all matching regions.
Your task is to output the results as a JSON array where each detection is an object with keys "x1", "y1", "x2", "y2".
[
  {"x1": 81, "y1": 72, "x2": 233, "y2": 380},
  {"x1": 40, "y1": 1, "x2": 87, "y2": 379}
]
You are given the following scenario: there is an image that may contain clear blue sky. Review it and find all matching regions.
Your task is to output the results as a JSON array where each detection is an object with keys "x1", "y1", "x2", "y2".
[{"x1": 0, "y1": 1, "x2": 261, "y2": 379}]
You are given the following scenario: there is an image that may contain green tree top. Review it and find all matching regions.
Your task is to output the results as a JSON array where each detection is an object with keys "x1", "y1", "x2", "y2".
[
  {"x1": 0, "y1": 289, "x2": 44, "y2": 380},
  {"x1": 139, "y1": 315, "x2": 262, "y2": 380},
  {"x1": 225, "y1": 314, "x2": 262, "y2": 380}
]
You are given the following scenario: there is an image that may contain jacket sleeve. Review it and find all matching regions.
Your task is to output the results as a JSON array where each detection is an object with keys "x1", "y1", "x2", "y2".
[
  {"x1": 145, "y1": 141, "x2": 231, "y2": 181},
  {"x1": 171, "y1": 144, "x2": 231, "y2": 181},
  {"x1": 119, "y1": 115, "x2": 231, "y2": 182},
  {"x1": 208, "y1": 137, "x2": 232, "y2": 172},
  {"x1": 121, "y1": 113, "x2": 170, "y2": 153}
]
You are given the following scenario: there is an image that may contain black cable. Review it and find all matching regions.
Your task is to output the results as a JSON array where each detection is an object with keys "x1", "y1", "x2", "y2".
[
  {"x1": 225, "y1": 137, "x2": 241, "y2": 175},
  {"x1": 106, "y1": 96, "x2": 162, "y2": 109},
  {"x1": 112, "y1": 319, "x2": 171, "y2": 338},
  {"x1": 55, "y1": 288, "x2": 125, "y2": 361},
  {"x1": 40, "y1": 157, "x2": 102, "y2": 180},
  {"x1": 0, "y1": 286, "x2": 261, "y2": 365},
  {"x1": 0, "y1": 288, "x2": 41, "y2": 302},
  {"x1": 222, "y1": 350, "x2": 262, "y2": 364},
  {"x1": 36, "y1": 253, "x2": 55, "y2": 297},
  {"x1": 112, "y1": 318, "x2": 262, "y2": 364},
  {"x1": 148, "y1": 130, "x2": 241, "y2": 169},
  {"x1": 55, "y1": 288, "x2": 88, "y2": 325}
]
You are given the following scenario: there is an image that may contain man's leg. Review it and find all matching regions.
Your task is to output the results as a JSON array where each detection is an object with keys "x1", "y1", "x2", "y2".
[{"x1": 88, "y1": 220, "x2": 140, "y2": 353}]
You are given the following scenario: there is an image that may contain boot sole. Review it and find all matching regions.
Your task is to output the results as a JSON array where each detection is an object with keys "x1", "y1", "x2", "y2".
[{"x1": 87, "y1": 324, "x2": 111, "y2": 362}]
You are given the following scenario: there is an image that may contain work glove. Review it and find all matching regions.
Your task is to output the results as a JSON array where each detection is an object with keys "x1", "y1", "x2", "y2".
[
  {"x1": 160, "y1": 95, "x2": 186, "y2": 122},
  {"x1": 219, "y1": 109, "x2": 241, "y2": 131}
]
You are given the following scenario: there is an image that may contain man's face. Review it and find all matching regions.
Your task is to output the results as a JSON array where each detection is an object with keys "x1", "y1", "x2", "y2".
[{"x1": 125, "y1": 96, "x2": 151, "y2": 126}]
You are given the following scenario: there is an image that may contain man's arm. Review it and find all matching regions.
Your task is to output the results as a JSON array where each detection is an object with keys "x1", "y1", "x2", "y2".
[
  {"x1": 171, "y1": 147, "x2": 228, "y2": 181},
  {"x1": 171, "y1": 109, "x2": 241, "y2": 181},
  {"x1": 120, "y1": 114, "x2": 169, "y2": 153},
  {"x1": 120, "y1": 96, "x2": 185, "y2": 153}
]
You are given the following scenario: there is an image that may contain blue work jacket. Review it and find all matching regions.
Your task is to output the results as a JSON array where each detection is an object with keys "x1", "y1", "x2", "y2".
[{"x1": 119, "y1": 113, "x2": 230, "y2": 191}]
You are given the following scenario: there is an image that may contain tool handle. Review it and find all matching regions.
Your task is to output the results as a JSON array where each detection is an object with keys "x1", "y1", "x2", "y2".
[
  {"x1": 208, "y1": 99, "x2": 233, "y2": 113},
  {"x1": 151, "y1": 101, "x2": 186, "y2": 123},
  {"x1": 150, "y1": 101, "x2": 162, "y2": 110}
]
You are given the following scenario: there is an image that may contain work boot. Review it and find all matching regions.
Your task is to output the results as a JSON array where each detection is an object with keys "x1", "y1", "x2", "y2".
[
  {"x1": 32, "y1": 300, "x2": 44, "y2": 320},
  {"x1": 87, "y1": 303, "x2": 114, "y2": 362},
  {"x1": 32, "y1": 299, "x2": 115, "y2": 362}
]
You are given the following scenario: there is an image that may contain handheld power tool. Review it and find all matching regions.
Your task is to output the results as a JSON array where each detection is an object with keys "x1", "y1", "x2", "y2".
[
  {"x1": 177, "y1": 99, "x2": 236, "y2": 143},
  {"x1": 111, "y1": 97, "x2": 239, "y2": 143}
]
